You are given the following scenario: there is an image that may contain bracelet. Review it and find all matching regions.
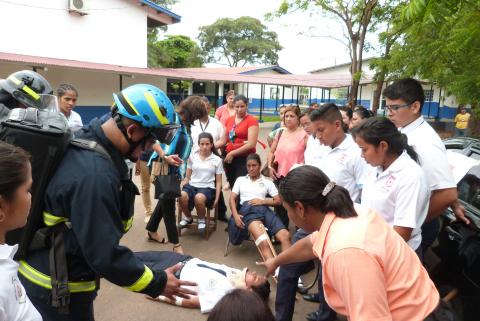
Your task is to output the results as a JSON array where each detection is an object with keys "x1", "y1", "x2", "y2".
[{"x1": 175, "y1": 297, "x2": 183, "y2": 306}]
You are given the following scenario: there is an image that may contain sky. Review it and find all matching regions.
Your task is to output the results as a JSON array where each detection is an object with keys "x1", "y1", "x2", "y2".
[{"x1": 162, "y1": 0, "x2": 372, "y2": 74}]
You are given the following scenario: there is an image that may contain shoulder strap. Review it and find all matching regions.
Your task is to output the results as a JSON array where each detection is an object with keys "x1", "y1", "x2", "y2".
[{"x1": 70, "y1": 138, "x2": 112, "y2": 163}]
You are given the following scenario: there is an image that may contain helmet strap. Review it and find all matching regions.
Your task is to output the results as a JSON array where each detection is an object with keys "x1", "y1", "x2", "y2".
[{"x1": 113, "y1": 113, "x2": 145, "y2": 155}]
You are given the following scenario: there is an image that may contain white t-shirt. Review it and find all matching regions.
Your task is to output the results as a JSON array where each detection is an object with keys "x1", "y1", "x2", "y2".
[
  {"x1": 67, "y1": 110, "x2": 83, "y2": 132},
  {"x1": 400, "y1": 117, "x2": 456, "y2": 191},
  {"x1": 304, "y1": 135, "x2": 331, "y2": 166},
  {"x1": 180, "y1": 258, "x2": 241, "y2": 313},
  {"x1": 312, "y1": 134, "x2": 371, "y2": 202},
  {"x1": 191, "y1": 116, "x2": 225, "y2": 153},
  {"x1": 187, "y1": 152, "x2": 224, "y2": 189},
  {"x1": 232, "y1": 175, "x2": 278, "y2": 205},
  {"x1": 0, "y1": 244, "x2": 42, "y2": 321},
  {"x1": 361, "y1": 152, "x2": 430, "y2": 250}
]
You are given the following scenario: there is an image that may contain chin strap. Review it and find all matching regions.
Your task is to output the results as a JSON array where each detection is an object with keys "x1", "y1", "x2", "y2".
[{"x1": 113, "y1": 113, "x2": 148, "y2": 156}]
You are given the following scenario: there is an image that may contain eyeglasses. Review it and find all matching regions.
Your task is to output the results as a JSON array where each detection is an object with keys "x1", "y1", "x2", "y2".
[{"x1": 385, "y1": 103, "x2": 411, "y2": 112}]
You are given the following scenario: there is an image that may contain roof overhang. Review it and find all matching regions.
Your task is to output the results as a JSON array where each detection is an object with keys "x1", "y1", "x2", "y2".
[
  {"x1": 0, "y1": 52, "x2": 373, "y2": 88},
  {"x1": 136, "y1": 0, "x2": 181, "y2": 27}
]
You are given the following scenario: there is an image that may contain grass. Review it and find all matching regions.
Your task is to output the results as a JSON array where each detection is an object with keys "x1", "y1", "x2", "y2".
[{"x1": 257, "y1": 115, "x2": 280, "y2": 122}]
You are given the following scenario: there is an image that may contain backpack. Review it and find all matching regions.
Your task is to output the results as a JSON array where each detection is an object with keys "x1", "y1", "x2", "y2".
[{"x1": 1, "y1": 107, "x2": 109, "y2": 260}]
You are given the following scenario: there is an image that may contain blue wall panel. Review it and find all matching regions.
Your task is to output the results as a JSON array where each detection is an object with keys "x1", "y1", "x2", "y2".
[{"x1": 76, "y1": 106, "x2": 110, "y2": 124}]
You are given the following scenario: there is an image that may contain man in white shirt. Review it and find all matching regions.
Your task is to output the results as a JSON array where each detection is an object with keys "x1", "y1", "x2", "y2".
[
  {"x1": 383, "y1": 78, "x2": 469, "y2": 252},
  {"x1": 136, "y1": 251, "x2": 270, "y2": 313},
  {"x1": 300, "y1": 110, "x2": 330, "y2": 166}
]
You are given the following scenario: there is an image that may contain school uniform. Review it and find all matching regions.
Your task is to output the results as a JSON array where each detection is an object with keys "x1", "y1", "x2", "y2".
[
  {"x1": 304, "y1": 135, "x2": 330, "y2": 166},
  {"x1": 361, "y1": 151, "x2": 430, "y2": 251},
  {"x1": 183, "y1": 152, "x2": 224, "y2": 210}
]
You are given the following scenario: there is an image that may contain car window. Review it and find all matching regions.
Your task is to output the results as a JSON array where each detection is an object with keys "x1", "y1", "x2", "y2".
[{"x1": 458, "y1": 169, "x2": 480, "y2": 211}]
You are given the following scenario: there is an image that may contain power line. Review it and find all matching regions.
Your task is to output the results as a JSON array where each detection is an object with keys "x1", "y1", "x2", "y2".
[{"x1": 0, "y1": 0, "x2": 129, "y2": 11}]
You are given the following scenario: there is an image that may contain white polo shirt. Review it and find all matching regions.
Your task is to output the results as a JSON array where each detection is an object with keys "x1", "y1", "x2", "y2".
[
  {"x1": 0, "y1": 244, "x2": 42, "y2": 321},
  {"x1": 191, "y1": 116, "x2": 225, "y2": 153},
  {"x1": 67, "y1": 110, "x2": 83, "y2": 132},
  {"x1": 361, "y1": 152, "x2": 430, "y2": 250},
  {"x1": 232, "y1": 175, "x2": 278, "y2": 205},
  {"x1": 312, "y1": 134, "x2": 371, "y2": 202},
  {"x1": 400, "y1": 116, "x2": 456, "y2": 191},
  {"x1": 304, "y1": 135, "x2": 331, "y2": 166},
  {"x1": 187, "y1": 151, "x2": 224, "y2": 189}
]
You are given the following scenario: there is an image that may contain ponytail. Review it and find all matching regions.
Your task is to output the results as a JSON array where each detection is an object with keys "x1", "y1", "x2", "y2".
[{"x1": 400, "y1": 133, "x2": 419, "y2": 163}]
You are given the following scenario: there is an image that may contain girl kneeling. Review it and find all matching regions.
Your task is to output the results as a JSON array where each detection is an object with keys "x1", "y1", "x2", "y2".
[
  {"x1": 179, "y1": 132, "x2": 223, "y2": 232},
  {"x1": 229, "y1": 153, "x2": 291, "y2": 261}
]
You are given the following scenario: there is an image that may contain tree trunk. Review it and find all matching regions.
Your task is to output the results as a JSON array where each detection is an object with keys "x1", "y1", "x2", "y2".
[{"x1": 371, "y1": 73, "x2": 385, "y2": 113}]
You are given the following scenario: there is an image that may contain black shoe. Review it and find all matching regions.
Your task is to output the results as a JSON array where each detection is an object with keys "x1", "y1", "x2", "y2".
[
  {"x1": 297, "y1": 286, "x2": 309, "y2": 295},
  {"x1": 306, "y1": 311, "x2": 319, "y2": 321},
  {"x1": 303, "y1": 293, "x2": 320, "y2": 303}
]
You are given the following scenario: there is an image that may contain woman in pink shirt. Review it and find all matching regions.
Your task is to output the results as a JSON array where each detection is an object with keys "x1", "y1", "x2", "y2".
[
  {"x1": 215, "y1": 90, "x2": 236, "y2": 127},
  {"x1": 259, "y1": 165, "x2": 455, "y2": 321}
]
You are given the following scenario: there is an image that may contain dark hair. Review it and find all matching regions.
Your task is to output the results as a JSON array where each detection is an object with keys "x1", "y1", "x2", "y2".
[
  {"x1": 338, "y1": 106, "x2": 353, "y2": 119},
  {"x1": 246, "y1": 153, "x2": 261, "y2": 166},
  {"x1": 200, "y1": 96, "x2": 210, "y2": 105},
  {"x1": 198, "y1": 132, "x2": 214, "y2": 148},
  {"x1": 233, "y1": 94, "x2": 248, "y2": 105},
  {"x1": 383, "y1": 78, "x2": 425, "y2": 111},
  {"x1": 0, "y1": 141, "x2": 31, "y2": 201},
  {"x1": 226, "y1": 90, "x2": 235, "y2": 98},
  {"x1": 352, "y1": 117, "x2": 419, "y2": 163},
  {"x1": 279, "y1": 165, "x2": 357, "y2": 218},
  {"x1": 178, "y1": 95, "x2": 208, "y2": 127},
  {"x1": 251, "y1": 279, "x2": 271, "y2": 301},
  {"x1": 353, "y1": 106, "x2": 373, "y2": 119},
  {"x1": 299, "y1": 108, "x2": 313, "y2": 120},
  {"x1": 57, "y1": 83, "x2": 78, "y2": 97},
  {"x1": 207, "y1": 289, "x2": 274, "y2": 321},
  {"x1": 309, "y1": 103, "x2": 342, "y2": 124}
]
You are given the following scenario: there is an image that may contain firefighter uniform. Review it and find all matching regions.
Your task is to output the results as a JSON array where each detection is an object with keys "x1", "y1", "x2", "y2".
[{"x1": 18, "y1": 118, "x2": 167, "y2": 320}]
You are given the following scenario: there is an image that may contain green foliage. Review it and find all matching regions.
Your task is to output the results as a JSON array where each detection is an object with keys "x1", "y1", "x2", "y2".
[
  {"x1": 198, "y1": 16, "x2": 282, "y2": 67},
  {"x1": 148, "y1": 35, "x2": 203, "y2": 68},
  {"x1": 382, "y1": 0, "x2": 480, "y2": 106}
]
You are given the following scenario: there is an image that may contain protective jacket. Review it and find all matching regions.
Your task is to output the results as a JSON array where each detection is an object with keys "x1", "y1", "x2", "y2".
[{"x1": 19, "y1": 118, "x2": 167, "y2": 305}]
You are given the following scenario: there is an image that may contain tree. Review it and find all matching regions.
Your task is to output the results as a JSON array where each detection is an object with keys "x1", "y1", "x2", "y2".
[
  {"x1": 198, "y1": 16, "x2": 282, "y2": 67},
  {"x1": 148, "y1": 35, "x2": 203, "y2": 68},
  {"x1": 273, "y1": 0, "x2": 381, "y2": 106},
  {"x1": 380, "y1": 0, "x2": 480, "y2": 108},
  {"x1": 147, "y1": 0, "x2": 179, "y2": 66}
]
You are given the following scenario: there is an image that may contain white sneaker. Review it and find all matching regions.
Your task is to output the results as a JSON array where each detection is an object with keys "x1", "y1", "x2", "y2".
[
  {"x1": 298, "y1": 277, "x2": 304, "y2": 287},
  {"x1": 179, "y1": 217, "x2": 193, "y2": 228},
  {"x1": 198, "y1": 219, "x2": 206, "y2": 230}
]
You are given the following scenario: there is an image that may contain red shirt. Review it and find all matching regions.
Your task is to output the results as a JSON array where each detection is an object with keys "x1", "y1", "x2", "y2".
[{"x1": 225, "y1": 114, "x2": 258, "y2": 156}]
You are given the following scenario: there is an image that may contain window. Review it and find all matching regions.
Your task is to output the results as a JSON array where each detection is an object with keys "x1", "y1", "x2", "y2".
[
  {"x1": 193, "y1": 82, "x2": 206, "y2": 94},
  {"x1": 424, "y1": 89, "x2": 434, "y2": 102},
  {"x1": 270, "y1": 87, "x2": 279, "y2": 100}
]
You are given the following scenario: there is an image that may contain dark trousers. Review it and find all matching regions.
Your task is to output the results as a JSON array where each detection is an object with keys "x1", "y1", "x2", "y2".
[
  {"x1": 134, "y1": 251, "x2": 190, "y2": 271},
  {"x1": 421, "y1": 218, "x2": 440, "y2": 254},
  {"x1": 146, "y1": 195, "x2": 179, "y2": 244},
  {"x1": 29, "y1": 295, "x2": 94, "y2": 321},
  {"x1": 217, "y1": 190, "x2": 228, "y2": 219},
  {"x1": 424, "y1": 301, "x2": 460, "y2": 321},
  {"x1": 275, "y1": 229, "x2": 336, "y2": 321},
  {"x1": 273, "y1": 178, "x2": 289, "y2": 228},
  {"x1": 224, "y1": 156, "x2": 247, "y2": 188}
]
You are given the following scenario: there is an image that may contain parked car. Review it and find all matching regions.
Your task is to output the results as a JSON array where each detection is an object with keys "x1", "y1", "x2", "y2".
[{"x1": 430, "y1": 137, "x2": 480, "y2": 321}]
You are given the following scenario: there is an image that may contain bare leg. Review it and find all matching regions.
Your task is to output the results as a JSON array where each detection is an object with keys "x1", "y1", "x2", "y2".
[
  {"x1": 179, "y1": 191, "x2": 192, "y2": 219},
  {"x1": 275, "y1": 229, "x2": 291, "y2": 252},
  {"x1": 194, "y1": 193, "x2": 207, "y2": 219},
  {"x1": 248, "y1": 220, "x2": 274, "y2": 261}
]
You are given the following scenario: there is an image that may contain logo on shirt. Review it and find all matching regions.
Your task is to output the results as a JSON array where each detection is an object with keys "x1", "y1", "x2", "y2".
[
  {"x1": 336, "y1": 153, "x2": 348, "y2": 165},
  {"x1": 385, "y1": 175, "x2": 396, "y2": 188},
  {"x1": 12, "y1": 277, "x2": 26, "y2": 304}
]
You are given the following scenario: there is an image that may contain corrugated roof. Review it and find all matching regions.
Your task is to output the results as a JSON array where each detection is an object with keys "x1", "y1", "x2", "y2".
[{"x1": 0, "y1": 52, "x2": 373, "y2": 88}]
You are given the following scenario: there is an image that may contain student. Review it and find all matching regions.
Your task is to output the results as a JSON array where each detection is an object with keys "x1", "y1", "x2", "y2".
[
  {"x1": 300, "y1": 109, "x2": 329, "y2": 167},
  {"x1": 275, "y1": 103, "x2": 370, "y2": 321},
  {"x1": 57, "y1": 84, "x2": 83, "y2": 132},
  {"x1": 383, "y1": 78, "x2": 469, "y2": 255},
  {"x1": 260, "y1": 165, "x2": 447, "y2": 321},
  {"x1": 229, "y1": 153, "x2": 290, "y2": 261},
  {"x1": 137, "y1": 251, "x2": 270, "y2": 314},
  {"x1": 178, "y1": 132, "x2": 223, "y2": 232},
  {"x1": 349, "y1": 105, "x2": 373, "y2": 130},
  {"x1": 354, "y1": 117, "x2": 429, "y2": 258},
  {"x1": 0, "y1": 141, "x2": 42, "y2": 321},
  {"x1": 338, "y1": 106, "x2": 352, "y2": 130},
  {"x1": 207, "y1": 289, "x2": 275, "y2": 321}
]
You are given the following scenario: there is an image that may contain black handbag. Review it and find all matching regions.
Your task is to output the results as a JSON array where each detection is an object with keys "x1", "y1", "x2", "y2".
[{"x1": 153, "y1": 161, "x2": 181, "y2": 199}]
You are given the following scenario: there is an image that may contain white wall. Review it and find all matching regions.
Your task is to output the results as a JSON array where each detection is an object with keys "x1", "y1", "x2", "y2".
[{"x1": 0, "y1": 0, "x2": 148, "y2": 67}]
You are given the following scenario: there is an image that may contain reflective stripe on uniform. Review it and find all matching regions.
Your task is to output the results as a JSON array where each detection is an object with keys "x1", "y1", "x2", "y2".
[
  {"x1": 43, "y1": 211, "x2": 68, "y2": 227},
  {"x1": 124, "y1": 265, "x2": 153, "y2": 292},
  {"x1": 18, "y1": 261, "x2": 96, "y2": 293},
  {"x1": 123, "y1": 216, "x2": 134, "y2": 232},
  {"x1": 143, "y1": 91, "x2": 169, "y2": 125}
]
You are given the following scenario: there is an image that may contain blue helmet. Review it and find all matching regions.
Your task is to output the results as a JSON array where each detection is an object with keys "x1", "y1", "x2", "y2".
[{"x1": 113, "y1": 84, "x2": 180, "y2": 144}]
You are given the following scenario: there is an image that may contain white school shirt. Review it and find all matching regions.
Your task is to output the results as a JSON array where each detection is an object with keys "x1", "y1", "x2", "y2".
[
  {"x1": 180, "y1": 258, "x2": 241, "y2": 313},
  {"x1": 191, "y1": 116, "x2": 225, "y2": 153},
  {"x1": 312, "y1": 134, "x2": 371, "y2": 202},
  {"x1": 232, "y1": 175, "x2": 278, "y2": 205},
  {"x1": 400, "y1": 116, "x2": 456, "y2": 191},
  {"x1": 66, "y1": 110, "x2": 83, "y2": 132},
  {"x1": 0, "y1": 244, "x2": 42, "y2": 321},
  {"x1": 361, "y1": 151, "x2": 430, "y2": 250},
  {"x1": 187, "y1": 152, "x2": 224, "y2": 189},
  {"x1": 304, "y1": 135, "x2": 331, "y2": 166}
]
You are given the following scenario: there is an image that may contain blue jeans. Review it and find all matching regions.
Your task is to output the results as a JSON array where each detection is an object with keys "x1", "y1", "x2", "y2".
[{"x1": 275, "y1": 229, "x2": 336, "y2": 321}]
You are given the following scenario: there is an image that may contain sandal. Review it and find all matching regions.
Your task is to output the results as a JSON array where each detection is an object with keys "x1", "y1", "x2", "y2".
[
  {"x1": 178, "y1": 217, "x2": 193, "y2": 228},
  {"x1": 173, "y1": 243, "x2": 184, "y2": 254},
  {"x1": 147, "y1": 231, "x2": 166, "y2": 244}
]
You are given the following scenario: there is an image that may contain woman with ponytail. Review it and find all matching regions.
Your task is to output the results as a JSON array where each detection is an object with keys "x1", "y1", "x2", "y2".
[
  {"x1": 353, "y1": 117, "x2": 429, "y2": 258},
  {"x1": 258, "y1": 165, "x2": 447, "y2": 321}
]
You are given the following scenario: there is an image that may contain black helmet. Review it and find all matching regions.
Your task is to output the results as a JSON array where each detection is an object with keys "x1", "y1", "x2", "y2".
[{"x1": 0, "y1": 70, "x2": 53, "y2": 108}]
